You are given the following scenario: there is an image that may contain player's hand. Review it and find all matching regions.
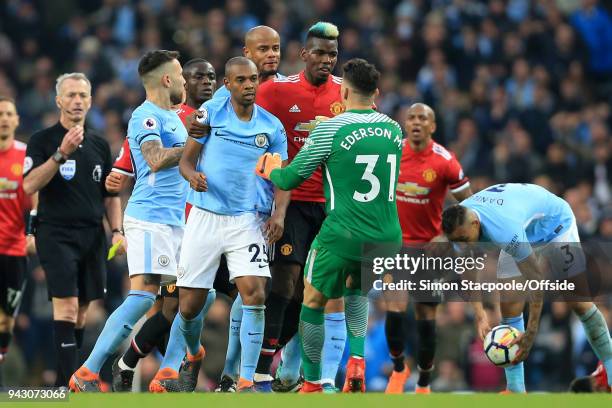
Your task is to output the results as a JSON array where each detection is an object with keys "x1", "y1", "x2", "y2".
[
  {"x1": 112, "y1": 232, "x2": 127, "y2": 256},
  {"x1": 264, "y1": 213, "x2": 284, "y2": 244},
  {"x1": 508, "y1": 330, "x2": 535, "y2": 364},
  {"x1": 188, "y1": 172, "x2": 208, "y2": 192},
  {"x1": 105, "y1": 171, "x2": 125, "y2": 193},
  {"x1": 25, "y1": 235, "x2": 36, "y2": 256},
  {"x1": 59, "y1": 125, "x2": 84, "y2": 155},
  {"x1": 475, "y1": 315, "x2": 491, "y2": 341},
  {"x1": 255, "y1": 153, "x2": 282, "y2": 180},
  {"x1": 186, "y1": 111, "x2": 211, "y2": 139},
  {"x1": 315, "y1": 115, "x2": 331, "y2": 123},
  {"x1": 425, "y1": 234, "x2": 452, "y2": 258}
]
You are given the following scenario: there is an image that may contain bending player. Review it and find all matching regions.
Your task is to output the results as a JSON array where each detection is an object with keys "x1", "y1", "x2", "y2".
[
  {"x1": 105, "y1": 59, "x2": 218, "y2": 391},
  {"x1": 256, "y1": 58, "x2": 404, "y2": 393},
  {"x1": 149, "y1": 57, "x2": 288, "y2": 393},
  {"x1": 384, "y1": 103, "x2": 472, "y2": 394},
  {"x1": 442, "y1": 183, "x2": 612, "y2": 393}
]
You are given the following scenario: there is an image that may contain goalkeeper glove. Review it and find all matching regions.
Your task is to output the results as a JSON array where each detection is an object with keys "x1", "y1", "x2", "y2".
[{"x1": 255, "y1": 152, "x2": 282, "y2": 180}]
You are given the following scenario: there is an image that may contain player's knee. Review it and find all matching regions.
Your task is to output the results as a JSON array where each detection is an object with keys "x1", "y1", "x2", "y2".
[
  {"x1": 53, "y1": 300, "x2": 78, "y2": 322},
  {"x1": 162, "y1": 297, "x2": 179, "y2": 321},
  {"x1": 242, "y1": 288, "x2": 266, "y2": 306}
]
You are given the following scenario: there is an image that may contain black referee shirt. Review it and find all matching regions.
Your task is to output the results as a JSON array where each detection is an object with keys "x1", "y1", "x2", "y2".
[{"x1": 24, "y1": 122, "x2": 116, "y2": 227}]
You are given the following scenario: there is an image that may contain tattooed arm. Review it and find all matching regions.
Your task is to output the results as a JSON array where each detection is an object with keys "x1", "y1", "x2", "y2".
[{"x1": 140, "y1": 140, "x2": 183, "y2": 172}]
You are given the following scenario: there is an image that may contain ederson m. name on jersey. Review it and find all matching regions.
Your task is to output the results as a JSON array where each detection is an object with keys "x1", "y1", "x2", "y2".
[{"x1": 271, "y1": 109, "x2": 404, "y2": 261}]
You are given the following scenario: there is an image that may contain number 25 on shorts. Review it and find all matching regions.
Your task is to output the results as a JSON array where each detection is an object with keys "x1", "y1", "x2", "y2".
[{"x1": 255, "y1": 153, "x2": 282, "y2": 180}]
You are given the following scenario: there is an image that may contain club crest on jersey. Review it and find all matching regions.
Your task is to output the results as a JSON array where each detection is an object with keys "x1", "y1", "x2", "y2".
[
  {"x1": 59, "y1": 160, "x2": 76, "y2": 180},
  {"x1": 330, "y1": 101, "x2": 345, "y2": 115},
  {"x1": 254, "y1": 133, "x2": 269, "y2": 148},
  {"x1": 422, "y1": 168, "x2": 437, "y2": 183},
  {"x1": 143, "y1": 117, "x2": 157, "y2": 129}
]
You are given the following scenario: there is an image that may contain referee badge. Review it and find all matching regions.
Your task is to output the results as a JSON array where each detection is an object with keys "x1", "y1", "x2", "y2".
[
  {"x1": 59, "y1": 160, "x2": 76, "y2": 180},
  {"x1": 158, "y1": 255, "x2": 170, "y2": 267},
  {"x1": 254, "y1": 133, "x2": 268, "y2": 148}
]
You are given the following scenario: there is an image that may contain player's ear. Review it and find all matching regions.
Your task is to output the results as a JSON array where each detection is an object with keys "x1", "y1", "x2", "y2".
[
  {"x1": 373, "y1": 88, "x2": 380, "y2": 99},
  {"x1": 243, "y1": 46, "x2": 250, "y2": 58},
  {"x1": 300, "y1": 47, "x2": 307, "y2": 62},
  {"x1": 224, "y1": 77, "x2": 230, "y2": 87},
  {"x1": 55, "y1": 95, "x2": 62, "y2": 110}
]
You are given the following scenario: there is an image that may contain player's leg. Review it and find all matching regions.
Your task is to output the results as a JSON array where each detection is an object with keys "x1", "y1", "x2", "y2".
[
  {"x1": 255, "y1": 201, "x2": 305, "y2": 387},
  {"x1": 414, "y1": 302, "x2": 438, "y2": 393},
  {"x1": 36, "y1": 224, "x2": 81, "y2": 388},
  {"x1": 383, "y1": 286, "x2": 410, "y2": 394},
  {"x1": 321, "y1": 298, "x2": 346, "y2": 392},
  {"x1": 343, "y1": 271, "x2": 368, "y2": 393},
  {"x1": 0, "y1": 255, "x2": 26, "y2": 366},
  {"x1": 569, "y1": 301, "x2": 612, "y2": 388}
]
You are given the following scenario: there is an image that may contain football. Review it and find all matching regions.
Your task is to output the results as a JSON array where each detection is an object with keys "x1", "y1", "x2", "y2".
[{"x1": 483, "y1": 325, "x2": 521, "y2": 367}]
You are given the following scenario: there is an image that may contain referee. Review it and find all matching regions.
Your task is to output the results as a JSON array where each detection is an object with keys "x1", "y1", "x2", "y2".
[{"x1": 23, "y1": 72, "x2": 124, "y2": 387}]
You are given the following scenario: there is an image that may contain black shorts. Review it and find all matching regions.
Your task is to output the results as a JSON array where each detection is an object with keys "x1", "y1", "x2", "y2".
[
  {"x1": 36, "y1": 223, "x2": 107, "y2": 302},
  {"x1": 273, "y1": 201, "x2": 326, "y2": 266},
  {"x1": 0, "y1": 254, "x2": 26, "y2": 316}
]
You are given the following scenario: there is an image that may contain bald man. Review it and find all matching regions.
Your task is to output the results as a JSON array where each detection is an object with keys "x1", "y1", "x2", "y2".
[
  {"x1": 214, "y1": 25, "x2": 284, "y2": 99},
  {"x1": 383, "y1": 103, "x2": 472, "y2": 394}
]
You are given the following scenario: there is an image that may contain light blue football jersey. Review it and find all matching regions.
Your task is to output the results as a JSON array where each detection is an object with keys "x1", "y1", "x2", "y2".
[
  {"x1": 125, "y1": 100, "x2": 188, "y2": 226},
  {"x1": 461, "y1": 183, "x2": 574, "y2": 261},
  {"x1": 188, "y1": 96, "x2": 288, "y2": 215},
  {"x1": 212, "y1": 73, "x2": 286, "y2": 215}
]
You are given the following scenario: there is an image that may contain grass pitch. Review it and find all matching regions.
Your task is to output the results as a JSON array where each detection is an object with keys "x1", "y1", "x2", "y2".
[{"x1": 16, "y1": 393, "x2": 611, "y2": 408}]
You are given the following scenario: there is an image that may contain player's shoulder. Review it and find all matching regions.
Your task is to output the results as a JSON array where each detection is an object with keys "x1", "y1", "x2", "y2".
[
  {"x1": 431, "y1": 142, "x2": 453, "y2": 161},
  {"x1": 202, "y1": 95, "x2": 227, "y2": 111},
  {"x1": 331, "y1": 75, "x2": 342, "y2": 85},
  {"x1": 13, "y1": 140, "x2": 27, "y2": 151},
  {"x1": 255, "y1": 104, "x2": 283, "y2": 127}
]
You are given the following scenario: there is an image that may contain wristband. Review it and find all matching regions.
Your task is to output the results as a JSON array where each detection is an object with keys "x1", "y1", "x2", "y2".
[
  {"x1": 26, "y1": 210, "x2": 38, "y2": 235},
  {"x1": 111, "y1": 228, "x2": 124, "y2": 235}
]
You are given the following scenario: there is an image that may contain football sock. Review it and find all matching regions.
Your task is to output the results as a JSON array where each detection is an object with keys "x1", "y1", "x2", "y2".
[
  {"x1": 222, "y1": 294, "x2": 243, "y2": 379},
  {"x1": 578, "y1": 305, "x2": 612, "y2": 386},
  {"x1": 300, "y1": 304, "x2": 325, "y2": 382},
  {"x1": 416, "y1": 319, "x2": 437, "y2": 387},
  {"x1": 279, "y1": 334, "x2": 301, "y2": 383},
  {"x1": 501, "y1": 314, "x2": 525, "y2": 393},
  {"x1": 122, "y1": 310, "x2": 172, "y2": 369},
  {"x1": 53, "y1": 320, "x2": 77, "y2": 386},
  {"x1": 240, "y1": 304, "x2": 265, "y2": 382},
  {"x1": 279, "y1": 298, "x2": 300, "y2": 344},
  {"x1": 321, "y1": 311, "x2": 346, "y2": 385},
  {"x1": 256, "y1": 292, "x2": 290, "y2": 378},
  {"x1": 75, "y1": 328, "x2": 84, "y2": 349},
  {"x1": 159, "y1": 312, "x2": 188, "y2": 371},
  {"x1": 344, "y1": 289, "x2": 368, "y2": 358},
  {"x1": 0, "y1": 332, "x2": 11, "y2": 356},
  {"x1": 83, "y1": 290, "x2": 155, "y2": 374},
  {"x1": 385, "y1": 311, "x2": 406, "y2": 372}
]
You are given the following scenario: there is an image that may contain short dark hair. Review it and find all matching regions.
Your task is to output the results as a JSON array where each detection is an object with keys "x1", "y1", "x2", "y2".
[
  {"x1": 569, "y1": 376, "x2": 593, "y2": 393},
  {"x1": 224, "y1": 56, "x2": 256, "y2": 75},
  {"x1": 442, "y1": 204, "x2": 468, "y2": 235},
  {"x1": 0, "y1": 96, "x2": 16, "y2": 105},
  {"x1": 342, "y1": 58, "x2": 380, "y2": 95},
  {"x1": 183, "y1": 58, "x2": 211, "y2": 71},
  {"x1": 138, "y1": 50, "x2": 180, "y2": 77}
]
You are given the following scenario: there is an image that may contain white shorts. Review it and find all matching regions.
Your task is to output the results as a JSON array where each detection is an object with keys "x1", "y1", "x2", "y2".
[
  {"x1": 177, "y1": 206, "x2": 271, "y2": 289},
  {"x1": 497, "y1": 218, "x2": 586, "y2": 279},
  {"x1": 124, "y1": 215, "x2": 184, "y2": 282}
]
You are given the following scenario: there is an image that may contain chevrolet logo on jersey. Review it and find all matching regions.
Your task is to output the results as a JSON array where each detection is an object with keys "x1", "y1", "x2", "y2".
[
  {"x1": 396, "y1": 182, "x2": 430, "y2": 196},
  {"x1": 294, "y1": 119, "x2": 320, "y2": 133},
  {"x1": 0, "y1": 177, "x2": 18, "y2": 191}
]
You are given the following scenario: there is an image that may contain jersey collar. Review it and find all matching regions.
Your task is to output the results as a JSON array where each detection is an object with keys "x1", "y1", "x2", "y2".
[
  {"x1": 404, "y1": 139, "x2": 433, "y2": 158},
  {"x1": 299, "y1": 70, "x2": 333, "y2": 93}
]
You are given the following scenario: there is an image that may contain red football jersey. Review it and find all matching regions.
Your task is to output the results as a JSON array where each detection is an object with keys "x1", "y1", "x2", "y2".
[
  {"x1": 256, "y1": 71, "x2": 344, "y2": 202},
  {"x1": 0, "y1": 140, "x2": 31, "y2": 256},
  {"x1": 112, "y1": 103, "x2": 195, "y2": 176},
  {"x1": 397, "y1": 140, "x2": 469, "y2": 243}
]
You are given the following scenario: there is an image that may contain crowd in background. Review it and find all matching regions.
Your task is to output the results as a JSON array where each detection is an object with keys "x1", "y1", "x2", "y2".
[{"x1": 1, "y1": 0, "x2": 611, "y2": 391}]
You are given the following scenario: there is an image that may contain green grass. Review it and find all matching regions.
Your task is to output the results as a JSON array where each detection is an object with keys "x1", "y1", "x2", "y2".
[{"x1": 15, "y1": 393, "x2": 612, "y2": 408}]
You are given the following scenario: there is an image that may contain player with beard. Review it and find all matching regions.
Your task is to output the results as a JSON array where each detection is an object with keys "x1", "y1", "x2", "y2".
[
  {"x1": 106, "y1": 59, "x2": 217, "y2": 392},
  {"x1": 70, "y1": 50, "x2": 190, "y2": 392}
]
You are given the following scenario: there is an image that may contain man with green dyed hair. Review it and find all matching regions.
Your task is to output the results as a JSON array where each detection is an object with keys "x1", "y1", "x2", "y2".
[{"x1": 256, "y1": 58, "x2": 403, "y2": 393}]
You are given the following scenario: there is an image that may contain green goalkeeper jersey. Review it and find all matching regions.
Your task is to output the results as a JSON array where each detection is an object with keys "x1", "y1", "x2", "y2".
[{"x1": 270, "y1": 108, "x2": 404, "y2": 260}]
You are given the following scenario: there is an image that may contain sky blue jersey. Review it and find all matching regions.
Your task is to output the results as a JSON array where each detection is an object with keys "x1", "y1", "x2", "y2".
[
  {"x1": 188, "y1": 96, "x2": 288, "y2": 215},
  {"x1": 461, "y1": 183, "x2": 574, "y2": 261},
  {"x1": 125, "y1": 100, "x2": 188, "y2": 226}
]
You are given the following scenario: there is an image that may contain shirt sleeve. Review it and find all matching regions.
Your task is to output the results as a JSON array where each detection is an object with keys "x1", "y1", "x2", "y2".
[
  {"x1": 112, "y1": 138, "x2": 134, "y2": 176},
  {"x1": 446, "y1": 153, "x2": 470, "y2": 193},
  {"x1": 102, "y1": 140, "x2": 118, "y2": 198},
  {"x1": 23, "y1": 132, "x2": 46, "y2": 176},
  {"x1": 130, "y1": 111, "x2": 162, "y2": 146},
  {"x1": 497, "y1": 226, "x2": 533, "y2": 262},
  {"x1": 267, "y1": 121, "x2": 288, "y2": 160},
  {"x1": 192, "y1": 103, "x2": 211, "y2": 146},
  {"x1": 269, "y1": 120, "x2": 335, "y2": 190}
]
